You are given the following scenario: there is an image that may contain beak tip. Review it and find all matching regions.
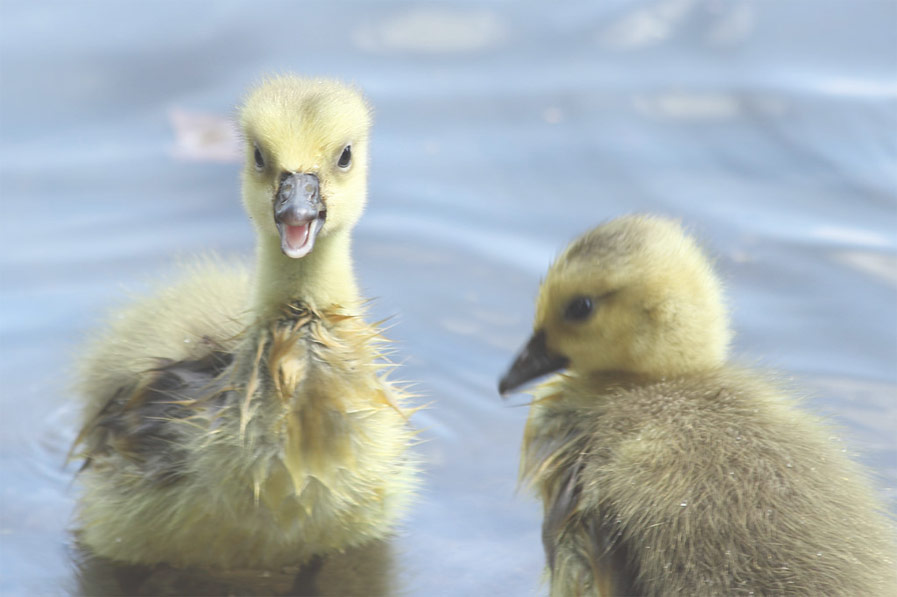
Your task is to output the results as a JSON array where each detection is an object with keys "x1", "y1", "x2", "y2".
[
  {"x1": 496, "y1": 330, "x2": 569, "y2": 400},
  {"x1": 497, "y1": 378, "x2": 512, "y2": 397}
]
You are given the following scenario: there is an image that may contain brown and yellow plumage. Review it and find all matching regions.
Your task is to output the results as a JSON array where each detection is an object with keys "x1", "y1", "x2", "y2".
[
  {"x1": 75, "y1": 293, "x2": 418, "y2": 569},
  {"x1": 501, "y1": 215, "x2": 897, "y2": 596},
  {"x1": 72, "y1": 76, "x2": 419, "y2": 569}
]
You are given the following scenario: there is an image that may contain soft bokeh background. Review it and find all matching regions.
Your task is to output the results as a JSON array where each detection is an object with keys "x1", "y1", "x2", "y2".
[{"x1": 1, "y1": 1, "x2": 895, "y2": 595}]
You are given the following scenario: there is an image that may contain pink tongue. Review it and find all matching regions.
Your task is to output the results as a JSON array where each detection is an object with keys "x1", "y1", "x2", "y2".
[{"x1": 286, "y1": 223, "x2": 310, "y2": 249}]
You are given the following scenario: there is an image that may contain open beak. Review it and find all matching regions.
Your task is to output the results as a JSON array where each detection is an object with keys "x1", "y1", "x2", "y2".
[
  {"x1": 274, "y1": 172, "x2": 326, "y2": 259},
  {"x1": 498, "y1": 329, "x2": 569, "y2": 396}
]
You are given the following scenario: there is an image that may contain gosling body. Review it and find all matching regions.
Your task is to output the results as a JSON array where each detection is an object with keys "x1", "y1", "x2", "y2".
[
  {"x1": 74, "y1": 76, "x2": 417, "y2": 569},
  {"x1": 500, "y1": 215, "x2": 896, "y2": 596}
]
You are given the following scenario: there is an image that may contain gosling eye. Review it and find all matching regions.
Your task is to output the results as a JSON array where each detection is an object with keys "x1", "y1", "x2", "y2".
[
  {"x1": 337, "y1": 145, "x2": 352, "y2": 170},
  {"x1": 253, "y1": 144, "x2": 265, "y2": 171},
  {"x1": 564, "y1": 296, "x2": 594, "y2": 322}
]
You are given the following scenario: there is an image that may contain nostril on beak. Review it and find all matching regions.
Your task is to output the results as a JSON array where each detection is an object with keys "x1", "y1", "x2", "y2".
[
  {"x1": 277, "y1": 172, "x2": 320, "y2": 209},
  {"x1": 274, "y1": 172, "x2": 323, "y2": 227}
]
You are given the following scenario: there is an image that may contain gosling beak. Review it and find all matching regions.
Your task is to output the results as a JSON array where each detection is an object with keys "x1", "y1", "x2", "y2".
[
  {"x1": 274, "y1": 172, "x2": 326, "y2": 259},
  {"x1": 498, "y1": 329, "x2": 569, "y2": 396}
]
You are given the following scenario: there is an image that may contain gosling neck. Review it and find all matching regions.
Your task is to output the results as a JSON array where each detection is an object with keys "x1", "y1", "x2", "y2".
[
  {"x1": 574, "y1": 369, "x2": 655, "y2": 396},
  {"x1": 252, "y1": 227, "x2": 361, "y2": 321}
]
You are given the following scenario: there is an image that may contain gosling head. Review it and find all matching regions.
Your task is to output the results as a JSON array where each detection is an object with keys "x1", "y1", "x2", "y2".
[
  {"x1": 239, "y1": 75, "x2": 372, "y2": 258},
  {"x1": 499, "y1": 215, "x2": 732, "y2": 395}
]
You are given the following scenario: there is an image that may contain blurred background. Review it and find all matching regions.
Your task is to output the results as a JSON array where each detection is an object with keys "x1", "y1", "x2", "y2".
[{"x1": 1, "y1": 1, "x2": 895, "y2": 595}]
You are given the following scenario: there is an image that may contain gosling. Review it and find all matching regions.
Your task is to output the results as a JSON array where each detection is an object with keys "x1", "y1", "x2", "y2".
[
  {"x1": 73, "y1": 76, "x2": 418, "y2": 569},
  {"x1": 499, "y1": 215, "x2": 896, "y2": 596}
]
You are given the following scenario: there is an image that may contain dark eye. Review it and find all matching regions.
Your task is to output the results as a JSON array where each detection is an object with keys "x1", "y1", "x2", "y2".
[
  {"x1": 337, "y1": 145, "x2": 352, "y2": 169},
  {"x1": 253, "y1": 145, "x2": 265, "y2": 170},
  {"x1": 564, "y1": 296, "x2": 594, "y2": 322}
]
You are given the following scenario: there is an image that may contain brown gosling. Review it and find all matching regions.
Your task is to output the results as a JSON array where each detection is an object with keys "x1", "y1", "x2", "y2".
[
  {"x1": 72, "y1": 75, "x2": 419, "y2": 569},
  {"x1": 498, "y1": 215, "x2": 897, "y2": 596}
]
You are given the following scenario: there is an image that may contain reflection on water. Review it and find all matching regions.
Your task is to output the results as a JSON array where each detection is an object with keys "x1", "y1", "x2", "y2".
[
  {"x1": 353, "y1": 7, "x2": 509, "y2": 54},
  {"x1": 1, "y1": 1, "x2": 895, "y2": 596},
  {"x1": 832, "y1": 250, "x2": 897, "y2": 286},
  {"x1": 71, "y1": 539, "x2": 396, "y2": 596}
]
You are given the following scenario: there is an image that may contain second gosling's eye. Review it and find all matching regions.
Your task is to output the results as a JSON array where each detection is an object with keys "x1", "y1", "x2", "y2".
[
  {"x1": 337, "y1": 145, "x2": 352, "y2": 170},
  {"x1": 253, "y1": 145, "x2": 265, "y2": 170},
  {"x1": 564, "y1": 296, "x2": 594, "y2": 322}
]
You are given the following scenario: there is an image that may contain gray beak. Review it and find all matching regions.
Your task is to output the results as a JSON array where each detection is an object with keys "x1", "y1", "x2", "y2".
[
  {"x1": 498, "y1": 329, "x2": 569, "y2": 396},
  {"x1": 274, "y1": 172, "x2": 326, "y2": 259}
]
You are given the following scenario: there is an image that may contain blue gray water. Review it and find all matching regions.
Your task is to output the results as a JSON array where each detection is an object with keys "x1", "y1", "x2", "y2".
[{"x1": 1, "y1": 1, "x2": 895, "y2": 595}]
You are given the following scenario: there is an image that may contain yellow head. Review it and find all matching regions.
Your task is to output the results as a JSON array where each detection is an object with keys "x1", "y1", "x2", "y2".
[
  {"x1": 239, "y1": 75, "x2": 371, "y2": 258},
  {"x1": 499, "y1": 215, "x2": 731, "y2": 394}
]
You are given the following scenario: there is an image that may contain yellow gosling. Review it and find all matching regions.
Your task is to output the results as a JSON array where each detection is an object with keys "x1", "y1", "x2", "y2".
[
  {"x1": 499, "y1": 215, "x2": 897, "y2": 596},
  {"x1": 73, "y1": 76, "x2": 419, "y2": 569}
]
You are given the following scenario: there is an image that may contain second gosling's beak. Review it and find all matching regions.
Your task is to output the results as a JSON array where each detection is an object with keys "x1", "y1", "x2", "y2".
[
  {"x1": 275, "y1": 172, "x2": 326, "y2": 259},
  {"x1": 498, "y1": 330, "x2": 569, "y2": 396}
]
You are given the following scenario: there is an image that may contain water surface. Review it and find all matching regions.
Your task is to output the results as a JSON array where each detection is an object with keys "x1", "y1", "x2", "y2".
[{"x1": 1, "y1": 2, "x2": 895, "y2": 595}]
